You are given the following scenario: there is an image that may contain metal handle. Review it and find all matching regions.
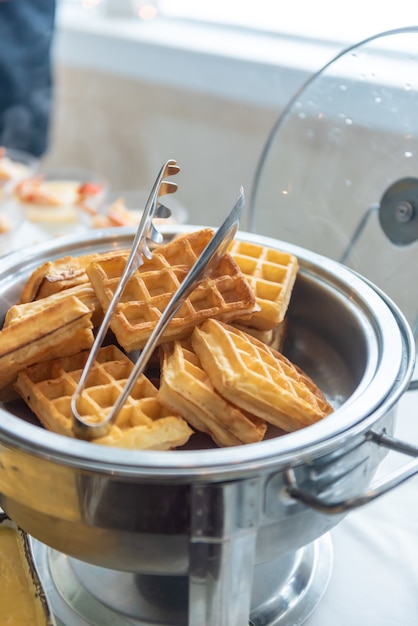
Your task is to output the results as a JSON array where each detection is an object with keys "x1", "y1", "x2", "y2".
[{"x1": 285, "y1": 429, "x2": 418, "y2": 514}]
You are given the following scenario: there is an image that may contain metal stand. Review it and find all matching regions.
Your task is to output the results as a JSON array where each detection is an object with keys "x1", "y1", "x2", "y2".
[{"x1": 31, "y1": 534, "x2": 333, "y2": 626}]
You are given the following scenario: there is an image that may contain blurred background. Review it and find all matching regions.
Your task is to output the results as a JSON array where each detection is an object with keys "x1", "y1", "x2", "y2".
[
  {"x1": 2, "y1": 0, "x2": 418, "y2": 333},
  {"x1": 38, "y1": 0, "x2": 417, "y2": 226}
]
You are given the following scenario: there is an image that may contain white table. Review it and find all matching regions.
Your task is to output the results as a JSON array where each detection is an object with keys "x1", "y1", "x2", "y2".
[{"x1": 306, "y1": 384, "x2": 418, "y2": 626}]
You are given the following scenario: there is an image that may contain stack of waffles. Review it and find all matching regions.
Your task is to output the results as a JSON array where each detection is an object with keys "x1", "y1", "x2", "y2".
[{"x1": 0, "y1": 228, "x2": 333, "y2": 449}]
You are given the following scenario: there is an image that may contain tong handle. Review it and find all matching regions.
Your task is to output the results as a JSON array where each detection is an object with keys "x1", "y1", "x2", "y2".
[
  {"x1": 127, "y1": 159, "x2": 179, "y2": 273},
  {"x1": 71, "y1": 159, "x2": 179, "y2": 438}
]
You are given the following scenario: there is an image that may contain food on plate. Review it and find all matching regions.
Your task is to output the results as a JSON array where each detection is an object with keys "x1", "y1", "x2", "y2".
[
  {"x1": 191, "y1": 318, "x2": 333, "y2": 431},
  {"x1": 90, "y1": 196, "x2": 182, "y2": 229},
  {"x1": 91, "y1": 197, "x2": 140, "y2": 228},
  {"x1": 15, "y1": 345, "x2": 193, "y2": 449},
  {"x1": 0, "y1": 213, "x2": 12, "y2": 234},
  {"x1": 15, "y1": 176, "x2": 62, "y2": 207},
  {"x1": 0, "y1": 227, "x2": 334, "y2": 448},
  {"x1": 0, "y1": 146, "x2": 33, "y2": 188},
  {"x1": 87, "y1": 228, "x2": 258, "y2": 352},
  {"x1": 0, "y1": 295, "x2": 94, "y2": 402},
  {"x1": 76, "y1": 182, "x2": 105, "y2": 215},
  {"x1": 158, "y1": 338, "x2": 267, "y2": 446},
  {"x1": 14, "y1": 175, "x2": 105, "y2": 224}
]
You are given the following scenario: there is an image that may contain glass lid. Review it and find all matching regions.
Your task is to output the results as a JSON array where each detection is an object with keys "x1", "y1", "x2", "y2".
[{"x1": 249, "y1": 27, "x2": 418, "y2": 337}]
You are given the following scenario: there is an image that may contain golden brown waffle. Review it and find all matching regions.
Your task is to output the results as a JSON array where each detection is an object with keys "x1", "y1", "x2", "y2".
[
  {"x1": 5, "y1": 283, "x2": 103, "y2": 329},
  {"x1": 87, "y1": 228, "x2": 258, "y2": 352},
  {"x1": 191, "y1": 319, "x2": 333, "y2": 432},
  {"x1": 15, "y1": 345, "x2": 193, "y2": 449},
  {"x1": 0, "y1": 295, "x2": 94, "y2": 402},
  {"x1": 229, "y1": 240, "x2": 298, "y2": 330},
  {"x1": 231, "y1": 319, "x2": 288, "y2": 352},
  {"x1": 19, "y1": 251, "x2": 128, "y2": 303},
  {"x1": 158, "y1": 339, "x2": 267, "y2": 447}
]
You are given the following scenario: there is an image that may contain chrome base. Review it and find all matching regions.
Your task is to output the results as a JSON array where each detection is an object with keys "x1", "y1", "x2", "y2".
[{"x1": 31, "y1": 534, "x2": 332, "y2": 626}]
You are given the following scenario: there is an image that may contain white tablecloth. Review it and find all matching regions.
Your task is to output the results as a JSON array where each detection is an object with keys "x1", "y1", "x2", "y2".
[{"x1": 306, "y1": 384, "x2": 418, "y2": 626}]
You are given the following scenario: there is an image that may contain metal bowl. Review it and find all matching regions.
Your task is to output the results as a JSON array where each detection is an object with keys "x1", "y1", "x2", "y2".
[{"x1": 0, "y1": 226, "x2": 415, "y2": 625}]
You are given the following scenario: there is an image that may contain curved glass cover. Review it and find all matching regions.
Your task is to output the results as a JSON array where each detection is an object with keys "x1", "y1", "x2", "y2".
[{"x1": 250, "y1": 27, "x2": 418, "y2": 335}]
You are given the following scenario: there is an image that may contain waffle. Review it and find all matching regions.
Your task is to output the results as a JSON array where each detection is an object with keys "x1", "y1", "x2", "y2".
[
  {"x1": 5, "y1": 283, "x2": 103, "y2": 329},
  {"x1": 0, "y1": 295, "x2": 94, "y2": 402},
  {"x1": 158, "y1": 339, "x2": 267, "y2": 447},
  {"x1": 228, "y1": 240, "x2": 298, "y2": 330},
  {"x1": 191, "y1": 319, "x2": 333, "y2": 432},
  {"x1": 87, "y1": 228, "x2": 258, "y2": 352},
  {"x1": 15, "y1": 345, "x2": 193, "y2": 449},
  {"x1": 231, "y1": 319, "x2": 288, "y2": 352},
  {"x1": 18, "y1": 251, "x2": 126, "y2": 303}
]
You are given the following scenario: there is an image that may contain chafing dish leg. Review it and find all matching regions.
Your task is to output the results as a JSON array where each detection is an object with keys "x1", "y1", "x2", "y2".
[{"x1": 188, "y1": 479, "x2": 260, "y2": 626}]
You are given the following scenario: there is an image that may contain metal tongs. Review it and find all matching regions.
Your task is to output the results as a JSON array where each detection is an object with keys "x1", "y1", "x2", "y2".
[{"x1": 71, "y1": 163, "x2": 245, "y2": 439}]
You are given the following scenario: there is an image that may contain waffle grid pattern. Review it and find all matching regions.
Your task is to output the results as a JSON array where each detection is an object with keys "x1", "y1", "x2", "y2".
[
  {"x1": 229, "y1": 240, "x2": 299, "y2": 330},
  {"x1": 87, "y1": 229, "x2": 256, "y2": 351},
  {"x1": 192, "y1": 319, "x2": 333, "y2": 431},
  {"x1": 15, "y1": 345, "x2": 192, "y2": 448},
  {"x1": 158, "y1": 340, "x2": 266, "y2": 447}
]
